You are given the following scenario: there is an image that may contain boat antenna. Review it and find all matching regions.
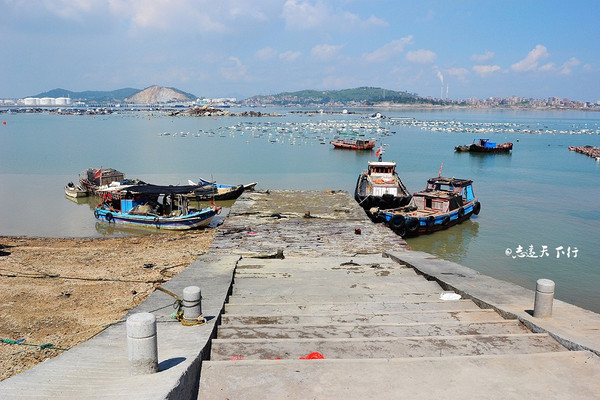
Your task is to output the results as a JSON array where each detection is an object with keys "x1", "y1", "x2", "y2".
[{"x1": 438, "y1": 162, "x2": 444, "y2": 177}]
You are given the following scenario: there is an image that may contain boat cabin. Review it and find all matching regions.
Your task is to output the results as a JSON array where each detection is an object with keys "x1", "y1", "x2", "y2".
[
  {"x1": 367, "y1": 161, "x2": 399, "y2": 197},
  {"x1": 473, "y1": 138, "x2": 496, "y2": 148},
  {"x1": 413, "y1": 177, "x2": 475, "y2": 213}
]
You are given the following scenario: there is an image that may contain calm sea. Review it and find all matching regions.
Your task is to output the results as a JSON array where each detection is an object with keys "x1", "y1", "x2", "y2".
[{"x1": 1, "y1": 107, "x2": 599, "y2": 312}]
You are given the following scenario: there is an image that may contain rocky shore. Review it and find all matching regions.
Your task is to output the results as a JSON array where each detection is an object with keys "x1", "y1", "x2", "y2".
[{"x1": 0, "y1": 230, "x2": 216, "y2": 381}]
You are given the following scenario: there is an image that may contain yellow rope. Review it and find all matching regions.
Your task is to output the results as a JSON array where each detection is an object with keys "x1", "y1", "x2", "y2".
[{"x1": 155, "y1": 286, "x2": 205, "y2": 326}]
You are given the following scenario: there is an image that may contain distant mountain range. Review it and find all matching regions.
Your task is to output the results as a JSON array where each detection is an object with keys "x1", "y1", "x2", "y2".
[
  {"x1": 33, "y1": 86, "x2": 197, "y2": 103},
  {"x1": 242, "y1": 87, "x2": 444, "y2": 106},
  {"x1": 32, "y1": 86, "x2": 444, "y2": 106}
]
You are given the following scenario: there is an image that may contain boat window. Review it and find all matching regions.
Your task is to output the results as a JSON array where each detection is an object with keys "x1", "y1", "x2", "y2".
[{"x1": 426, "y1": 198, "x2": 432, "y2": 208}]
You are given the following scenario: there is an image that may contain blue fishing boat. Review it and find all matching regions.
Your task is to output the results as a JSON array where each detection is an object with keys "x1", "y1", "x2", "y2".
[
  {"x1": 94, "y1": 184, "x2": 220, "y2": 230},
  {"x1": 377, "y1": 176, "x2": 481, "y2": 237}
]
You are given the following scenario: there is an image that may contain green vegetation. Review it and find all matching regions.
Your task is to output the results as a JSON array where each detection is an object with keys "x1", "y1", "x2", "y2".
[{"x1": 244, "y1": 87, "x2": 447, "y2": 106}]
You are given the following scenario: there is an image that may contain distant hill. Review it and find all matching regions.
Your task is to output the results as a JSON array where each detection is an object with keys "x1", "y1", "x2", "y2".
[
  {"x1": 33, "y1": 88, "x2": 140, "y2": 103},
  {"x1": 242, "y1": 87, "x2": 444, "y2": 106},
  {"x1": 33, "y1": 86, "x2": 196, "y2": 103},
  {"x1": 124, "y1": 85, "x2": 196, "y2": 104}
]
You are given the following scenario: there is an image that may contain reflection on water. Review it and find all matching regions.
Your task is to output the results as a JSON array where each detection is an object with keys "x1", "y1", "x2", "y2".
[
  {"x1": 406, "y1": 219, "x2": 480, "y2": 260},
  {"x1": 65, "y1": 194, "x2": 101, "y2": 210}
]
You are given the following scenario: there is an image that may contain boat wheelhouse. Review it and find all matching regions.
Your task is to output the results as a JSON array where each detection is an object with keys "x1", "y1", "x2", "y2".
[
  {"x1": 354, "y1": 160, "x2": 411, "y2": 215},
  {"x1": 378, "y1": 176, "x2": 480, "y2": 237}
]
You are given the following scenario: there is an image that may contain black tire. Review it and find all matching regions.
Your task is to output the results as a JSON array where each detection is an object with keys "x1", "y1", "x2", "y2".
[
  {"x1": 406, "y1": 217, "x2": 419, "y2": 234},
  {"x1": 458, "y1": 207, "x2": 465, "y2": 219},
  {"x1": 105, "y1": 212, "x2": 113, "y2": 223},
  {"x1": 426, "y1": 216, "x2": 435, "y2": 228},
  {"x1": 442, "y1": 216, "x2": 450, "y2": 226},
  {"x1": 94, "y1": 209, "x2": 99, "y2": 219},
  {"x1": 390, "y1": 215, "x2": 405, "y2": 230},
  {"x1": 154, "y1": 217, "x2": 160, "y2": 229},
  {"x1": 473, "y1": 201, "x2": 481, "y2": 215}
]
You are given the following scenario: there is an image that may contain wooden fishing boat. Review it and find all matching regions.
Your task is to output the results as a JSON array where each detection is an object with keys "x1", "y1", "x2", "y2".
[
  {"x1": 186, "y1": 178, "x2": 248, "y2": 201},
  {"x1": 94, "y1": 184, "x2": 220, "y2": 230},
  {"x1": 330, "y1": 138, "x2": 376, "y2": 150},
  {"x1": 354, "y1": 160, "x2": 411, "y2": 216},
  {"x1": 377, "y1": 176, "x2": 481, "y2": 237},
  {"x1": 455, "y1": 138, "x2": 512, "y2": 153},
  {"x1": 79, "y1": 167, "x2": 126, "y2": 195},
  {"x1": 65, "y1": 182, "x2": 88, "y2": 198}
]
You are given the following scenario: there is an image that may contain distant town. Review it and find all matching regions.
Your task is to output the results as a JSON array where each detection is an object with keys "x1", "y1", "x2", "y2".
[{"x1": 1, "y1": 85, "x2": 599, "y2": 112}]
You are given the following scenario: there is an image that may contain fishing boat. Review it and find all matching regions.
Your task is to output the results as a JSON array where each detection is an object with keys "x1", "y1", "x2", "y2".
[
  {"x1": 354, "y1": 159, "x2": 411, "y2": 216},
  {"x1": 377, "y1": 176, "x2": 481, "y2": 237},
  {"x1": 455, "y1": 138, "x2": 513, "y2": 153},
  {"x1": 94, "y1": 184, "x2": 220, "y2": 230},
  {"x1": 185, "y1": 177, "x2": 253, "y2": 201},
  {"x1": 330, "y1": 138, "x2": 376, "y2": 150},
  {"x1": 65, "y1": 182, "x2": 88, "y2": 198},
  {"x1": 79, "y1": 167, "x2": 126, "y2": 195}
]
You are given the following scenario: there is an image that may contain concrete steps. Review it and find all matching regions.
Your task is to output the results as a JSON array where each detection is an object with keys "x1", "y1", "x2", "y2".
[{"x1": 199, "y1": 255, "x2": 573, "y2": 398}]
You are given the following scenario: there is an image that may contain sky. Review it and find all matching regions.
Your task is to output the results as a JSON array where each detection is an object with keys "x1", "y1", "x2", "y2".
[{"x1": 1, "y1": 0, "x2": 599, "y2": 101}]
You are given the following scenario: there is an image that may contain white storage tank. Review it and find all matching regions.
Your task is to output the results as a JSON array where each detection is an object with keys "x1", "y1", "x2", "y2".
[
  {"x1": 39, "y1": 97, "x2": 55, "y2": 105},
  {"x1": 55, "y1": 97, "x2": 72, "y2": 105},
  {"x1": 23, "y1": 98, "x2": 40, "y2": 106}
]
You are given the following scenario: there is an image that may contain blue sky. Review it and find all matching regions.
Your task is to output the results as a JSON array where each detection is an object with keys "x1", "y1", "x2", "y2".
[{"x1": 1, "y1": 0, "x2": 599, "y2": 101}]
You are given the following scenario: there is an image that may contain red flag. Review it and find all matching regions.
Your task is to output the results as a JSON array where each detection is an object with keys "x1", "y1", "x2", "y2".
[
  {"x1": 375, "y1": 147, "x2": 382, "y2": 158},
  {"x1": 93, "y1": 168, "x2": 102, "y2": 180}
]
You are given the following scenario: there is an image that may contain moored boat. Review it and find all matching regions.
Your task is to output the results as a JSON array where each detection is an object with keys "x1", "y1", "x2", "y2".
[
  {"x1": 186, "y1": 177, "x2": 251, "y2": 201},
  {"x1": 65, "y1": 182, "x2": 88, "y2": 198},
  {"x1": 455, "y1": 138, "x2": 513, "y2": 153},
  {"x1": 94, "y1": 184, "x2": 220, "y2": 230},
  {"x1": 330, "y1": 138, "x2": 376, "y2": 150},
  {"x1": 354, "y1": 159, "x2": 411, "y2": 216},
  {"x1": 377, "y1": 176, "x2": 480, "y2": 237}
]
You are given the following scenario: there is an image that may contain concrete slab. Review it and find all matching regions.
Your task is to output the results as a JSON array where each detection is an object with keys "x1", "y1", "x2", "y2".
[
  {"x1": 209, "y1": 333, "x2": 567, "y2": 361},
  {"x1": 225, "y1": 292, "x2": 458, "y2": 304},
  {"x1": 217, "y1": 320, "x2": 530, "y2": 339},
  {"x1": 199, "y1": 351, "x2": 600, "y2": 399},
  {"x1": 223, "y1": 299, "x2": 481, "y2": 314},
  {"x1": 386, "y1": 250, "x2": 600, "y2": 356},
  {"x1": 220, "y1": 309, "x2": 507, "y2": 325}
]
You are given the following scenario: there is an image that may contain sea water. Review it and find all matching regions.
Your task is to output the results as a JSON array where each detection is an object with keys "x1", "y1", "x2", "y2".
[{"x1": 1, "y1": 108, "x2": 599, "y2": 312}]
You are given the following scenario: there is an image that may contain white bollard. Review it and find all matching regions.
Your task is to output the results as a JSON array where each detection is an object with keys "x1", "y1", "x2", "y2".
[
  {"x1": 533, "y1": 279, "x2": 555, "y2": 318},
  {"x1": 127, "y1": 312, "x2": 158, "y2": 375},
  {"x1": 183, "y1": 286, "x2": 202, "y2": 322}
]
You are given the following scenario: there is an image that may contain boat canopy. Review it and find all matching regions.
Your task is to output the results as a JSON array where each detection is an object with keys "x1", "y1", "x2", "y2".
[
  {"x1": 425, "y1": 177, "x2": 473, "y2": 189},
  {"x1": 124, "y1": 184, "x2": 200, "y2": 196},
  {"x1": 368, "y1": 161, "x2": 396, "y2": 174}
]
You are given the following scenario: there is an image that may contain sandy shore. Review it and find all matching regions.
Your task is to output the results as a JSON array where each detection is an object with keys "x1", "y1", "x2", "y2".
[{"x1": 0, "y1": 230, "x2": 216, "y2": 381}]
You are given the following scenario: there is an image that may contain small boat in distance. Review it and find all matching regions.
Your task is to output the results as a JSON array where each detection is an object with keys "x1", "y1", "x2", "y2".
[
  {"x1": 94, "y1": 184, "x2": 220, "y2": 230},
  {"x1": 455, "y1": 138, "x2": 513, "y2": 153},
  {"x1": 377, "y1": 176, "x2": 480, "y2": 237},
  {"x1": 65, "y1": 182, "x2": 88, "y2": 198},
  {"x1": 330, "y1": 137, "x2": 376, "y2": 150},
  {"x1": 354, "y1": 159, "x2": 412, "y2": 217}
]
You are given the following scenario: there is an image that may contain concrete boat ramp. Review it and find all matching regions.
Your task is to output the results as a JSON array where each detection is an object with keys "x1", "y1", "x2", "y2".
[{"x1": 1, "y1": 190, "x2": 600, "y2": 399}]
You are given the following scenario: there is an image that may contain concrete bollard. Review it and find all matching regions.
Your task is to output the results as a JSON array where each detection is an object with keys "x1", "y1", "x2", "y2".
[
  {"x1": 533, "y1": 279, "x2": 555, "y2": 318},
  {"x1": 183, "y1": 286, "x2": 202, "y2": 322},
  {"x1": 127, "y1": 312, "x2": 158, "y2": 375}
]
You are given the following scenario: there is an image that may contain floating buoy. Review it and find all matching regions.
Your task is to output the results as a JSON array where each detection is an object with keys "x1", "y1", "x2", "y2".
[{"x1": 2, "y1": 121, "x2": 6, "y2": 125}]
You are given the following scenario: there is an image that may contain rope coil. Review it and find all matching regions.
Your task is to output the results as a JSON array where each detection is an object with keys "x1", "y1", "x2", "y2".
[{"x1": 155, "y1": 286, "x2": 205, "y2": 326}]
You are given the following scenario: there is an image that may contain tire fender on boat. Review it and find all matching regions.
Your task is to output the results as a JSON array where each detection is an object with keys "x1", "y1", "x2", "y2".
[
  {"x1": 473, "y1": 201, "x2": 481, "y2": 215},
  {"x1": 458, "y1": 207, "x2": 465, "y2": 219},
  {"x1": 105, "y1": 212, "x2": 113, "y2": 223},
  {"x1": 154, "y1": 217, "x2": 160, "y2": 229},
  {"x1": 390, "y1": 214, "x2": 405, "y2": 230},
  {"x1": 94, "y1": 209, "x2": 99, "y2": 219},
  {"x1": 442, "y1": 216, "x2": 450, "y2": 226},
  {"x1": 406, "y1": 217, "x2": 419, "y2": 234},
  {"x1": 426, "y1": 216, "x2": 435, "y2": 228}
]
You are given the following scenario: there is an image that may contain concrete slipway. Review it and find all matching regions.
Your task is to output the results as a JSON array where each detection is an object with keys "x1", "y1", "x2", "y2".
[{"x1": 1, "y1": 190, "x2": 599, "y2": 399}]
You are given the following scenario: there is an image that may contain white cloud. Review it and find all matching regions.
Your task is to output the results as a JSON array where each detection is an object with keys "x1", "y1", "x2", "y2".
[
  {"x1": 219, "y1": 56, "x2": 247, "y2": 80},
  {"x1": 281, "y1": 0, "x2": 387, "y2": 30},
  {"x1": 471, "y1": 51, "x2": 494, "y2": 63},
  {"x1": 363, "y1": 36, "x2": 414, "y2": 63},
  {"x1": 406, "y1": 49, "x2": 436, "y2": 64},
  {"x1": 560, "y1": 57, "x2": 581, "y2": 75},
  {"x1": 511, "y1": 44, "x2": 549, "y2": 72},
  {"x1": 473, "y1": 65, "x2": 501, "y2": 76},
  {"x1": 255, "y1": 47, "x2": 278, "y2": 60},
  {"x1": 311, "y1": 44, "x2": 344, "y2": 60},
  {"x1": 280, "y1": 50, "x2": 302, "y2": 62},
  {"x1": 447, "y1": 68, "x2": 469, "y2": 79},
  {"x1": 539, "y1": 62, "x2": 555, "y2": 72}
]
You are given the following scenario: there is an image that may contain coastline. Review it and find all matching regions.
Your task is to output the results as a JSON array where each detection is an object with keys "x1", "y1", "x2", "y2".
[{"x1": 0, "y1": 230, "x2": 216, "y2": 381}]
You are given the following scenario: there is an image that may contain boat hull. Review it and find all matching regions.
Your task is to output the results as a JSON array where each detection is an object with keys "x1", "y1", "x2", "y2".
[
  {"x1": 380, "y1": 200, "x2": 481, "y2": 237},
  {"x1": 94, "y1": 206, "x2": 219, "y2": 230},
  {"x1": 330, "y1": 140, "x2": 375, "y2": 150},
  {"x1": 354, "y1": 172, "x2": 412, "y2": 217}
]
